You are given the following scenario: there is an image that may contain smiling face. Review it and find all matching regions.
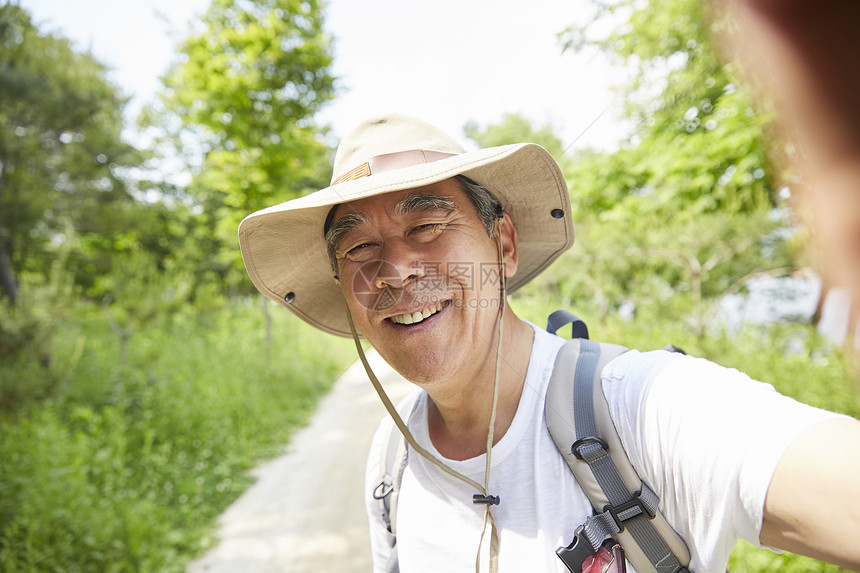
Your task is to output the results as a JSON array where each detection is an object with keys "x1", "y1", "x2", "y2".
[{"x1": 328, "y1": 178, "x2": 519, "y2": 389}]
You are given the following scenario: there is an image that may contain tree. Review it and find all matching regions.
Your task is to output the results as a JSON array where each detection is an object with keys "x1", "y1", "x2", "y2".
[
  {"x1": 146, "y1": 0, "x2": 336, "y2": 288},
  {"x1": 562, "y1": 0, "x2": 778, "y2": 216},
  {"x1": 0, "y1": 4, "x2": 140, "y2": 304},
  {"x1": 512, "y1": 0, "x2": 798, "y2": 330}
]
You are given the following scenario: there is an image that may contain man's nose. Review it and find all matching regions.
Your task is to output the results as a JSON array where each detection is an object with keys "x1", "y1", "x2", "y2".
[{"x1": 373, "y1": 242, "x2": 425, "y2": 289}]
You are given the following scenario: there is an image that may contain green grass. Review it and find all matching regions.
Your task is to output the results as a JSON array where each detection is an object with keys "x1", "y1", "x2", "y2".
[{"x1": 0, "y1": 300, "x2": 353, "y2": 572}]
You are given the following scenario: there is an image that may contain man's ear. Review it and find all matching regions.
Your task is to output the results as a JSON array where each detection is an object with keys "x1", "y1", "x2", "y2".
[{"x1": 499, "y1": 212, "x2": 518, "y2": 278}]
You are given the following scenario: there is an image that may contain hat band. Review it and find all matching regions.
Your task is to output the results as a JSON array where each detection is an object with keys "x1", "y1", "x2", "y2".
[{"x1": 331, "y1": 149, "x2": 457, "y2": 185}]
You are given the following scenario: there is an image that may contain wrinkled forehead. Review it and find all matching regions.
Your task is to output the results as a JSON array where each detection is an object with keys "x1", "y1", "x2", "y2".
[{"x1": 324, "y1": 179, "x2": 466, "y2": 233}]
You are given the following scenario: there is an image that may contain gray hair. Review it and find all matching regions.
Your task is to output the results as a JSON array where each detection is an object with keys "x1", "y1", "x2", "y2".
[
  {"x1": 454, "y1": 175, "x2": 502, "y2": 238},
  {"x1": 323, "y1": 175, "x2": 503, "y2": 275}
]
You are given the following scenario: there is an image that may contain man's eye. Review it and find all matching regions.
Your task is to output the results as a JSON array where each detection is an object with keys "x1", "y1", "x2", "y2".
[
  {"x1": 345, "y1": 242, "x2": 375, "y2": 259},
  {"x1": 411, "y1": 223, "x2": 444, "y2": 236}
]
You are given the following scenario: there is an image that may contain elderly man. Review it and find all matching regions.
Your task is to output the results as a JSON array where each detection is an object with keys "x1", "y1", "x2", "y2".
[{"x1": 238, "y1": 114, "x2": 860, "y2": 573}]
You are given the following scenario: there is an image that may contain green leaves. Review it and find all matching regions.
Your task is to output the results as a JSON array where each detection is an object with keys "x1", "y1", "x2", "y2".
[
  {"x1": 0, "y1": 4, "x2": 142, "y2": 304},
  {"x1": 510, "y1": 0, "x2": 801, "y2": 337},
  {"x1": 561, "y1": 0, "x2": 775, "y2": 215},
  {"x1": 146, "y1": 0, "x2": 336, "y2": 286}
]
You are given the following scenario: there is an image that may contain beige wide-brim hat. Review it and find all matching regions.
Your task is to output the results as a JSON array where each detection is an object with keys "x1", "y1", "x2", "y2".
[{"x1": 238, "y1": 113, "x2": 574, "y2": 337}]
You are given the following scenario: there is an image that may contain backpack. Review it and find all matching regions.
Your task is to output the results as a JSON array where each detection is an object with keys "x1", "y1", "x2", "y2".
[{"x1": 372, "y1": 310, "x2": 692, "y2": 573}]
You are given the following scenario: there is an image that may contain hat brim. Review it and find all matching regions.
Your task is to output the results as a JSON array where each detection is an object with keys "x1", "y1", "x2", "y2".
[{"x1": 238, "y1": 142, "x2": 574, "y2": 337}]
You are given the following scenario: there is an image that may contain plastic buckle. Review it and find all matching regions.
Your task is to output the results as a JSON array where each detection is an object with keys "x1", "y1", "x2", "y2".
[
  {"x1": 556, "y1": 525, "x2": 598, "y2": 572},
  {"x1": 571, "y1": 436, "x2": 609, "y2": 460},
  {"x1": 604, "y1": 490, "x2": 655, "y2": 533}
]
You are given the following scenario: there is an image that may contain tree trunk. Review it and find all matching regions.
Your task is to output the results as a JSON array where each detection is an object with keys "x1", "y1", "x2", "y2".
[
  {"x1": 812, "y1": 276, "x2": 830, "y2": 326},
  {"x1": 0, "y1": 243, "x2": 18, "y2": 305}
]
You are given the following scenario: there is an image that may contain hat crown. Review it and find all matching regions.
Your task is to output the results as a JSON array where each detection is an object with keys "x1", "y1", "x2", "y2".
[{"x1": 331, "y1": 114, "x2": 467, "y2": 185}]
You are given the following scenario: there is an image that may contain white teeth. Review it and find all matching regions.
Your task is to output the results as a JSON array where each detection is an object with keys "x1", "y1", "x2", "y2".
[{"x1": 391, "y1": 302, "x2": 442, "y2": 325}]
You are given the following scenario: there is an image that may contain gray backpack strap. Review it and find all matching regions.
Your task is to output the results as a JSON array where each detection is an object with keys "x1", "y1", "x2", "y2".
[
  {"x1": 547, "y1": 309, "x2": 589, "y2": 340},
  {"x1": 546, "y1": 338, "x2": 692, "y2": 573},
  {"x1": 372, "y1": 393, "x2": 420, "y2": 573}
]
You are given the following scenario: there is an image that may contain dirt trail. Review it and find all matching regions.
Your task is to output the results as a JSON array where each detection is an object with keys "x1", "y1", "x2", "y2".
[{"x1": 187, "y1": 350, "x2": 412, "y2": 573}]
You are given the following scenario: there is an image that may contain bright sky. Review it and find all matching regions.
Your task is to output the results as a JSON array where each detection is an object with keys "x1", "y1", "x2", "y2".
[{"x1": 19, "y1": 0, "x2": 629, "y2": 153}]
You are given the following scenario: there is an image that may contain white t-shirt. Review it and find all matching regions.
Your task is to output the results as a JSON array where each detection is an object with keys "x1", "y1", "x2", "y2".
[{"x1": 365, "y1": 324, "x2": 842, "y2": 573}]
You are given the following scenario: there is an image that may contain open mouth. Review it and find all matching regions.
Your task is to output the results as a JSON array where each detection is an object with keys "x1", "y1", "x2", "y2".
[{"x1": 389, "y1": 301, "x2": 446, "y2": 326}]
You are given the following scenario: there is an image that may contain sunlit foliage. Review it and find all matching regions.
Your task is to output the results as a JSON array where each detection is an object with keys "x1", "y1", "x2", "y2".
[
  {"x1": 0, "y1": 4, "x2": 141, "y2": 304},
  {"x1": 145, "y1": 0, "x2": 336, "y2": 287}
]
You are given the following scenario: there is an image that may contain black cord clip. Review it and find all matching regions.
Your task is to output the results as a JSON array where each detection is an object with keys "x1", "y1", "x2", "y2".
[{"x1": 473, "y1": 494, "x2": 501, "y2": 505}]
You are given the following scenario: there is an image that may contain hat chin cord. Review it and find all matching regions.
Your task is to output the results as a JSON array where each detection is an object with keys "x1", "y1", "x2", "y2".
[{"x1": 344, "y1": 219, "x2": 506, "y2": 573}]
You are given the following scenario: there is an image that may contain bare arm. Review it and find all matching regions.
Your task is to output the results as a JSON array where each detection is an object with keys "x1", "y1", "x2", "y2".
[
  {"x1": 761, "y1": 417, "x2": 860, "y2": 571},
  {"x1": 709, "y1": 7, "x2": 860, "y2": 565}
]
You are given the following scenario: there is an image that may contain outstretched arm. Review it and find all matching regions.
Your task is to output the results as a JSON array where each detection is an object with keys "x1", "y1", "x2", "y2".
[{"x1": 761, "y1": 417, "x2": 860, "y2": 571}]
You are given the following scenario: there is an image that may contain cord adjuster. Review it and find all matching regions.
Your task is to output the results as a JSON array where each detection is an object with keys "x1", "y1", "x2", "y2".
[{"x1": 472, "y1": 494, "x2": 501, "y2": 505}]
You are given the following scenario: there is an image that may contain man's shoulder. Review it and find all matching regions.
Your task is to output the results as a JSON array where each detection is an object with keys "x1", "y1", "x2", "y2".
[
  {"x1": 599, "y1": 344, "x2": 778, "y2": 432},
  {"x1": 601, "y1": 345, "x2": 689, "y2": 384}
]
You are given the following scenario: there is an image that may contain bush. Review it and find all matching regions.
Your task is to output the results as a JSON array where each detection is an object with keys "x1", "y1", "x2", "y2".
[
  {"x1": 0, "y1": 304, "x2": 56, "y2": 409},
  {"x1": 0, "y1": 300, "x2": 353, "y2": 572}
]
